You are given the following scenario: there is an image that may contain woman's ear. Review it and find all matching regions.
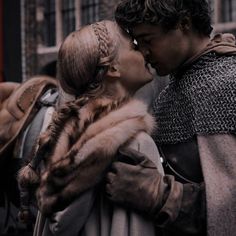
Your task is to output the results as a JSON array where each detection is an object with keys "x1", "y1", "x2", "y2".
[{"x1": 106, "y1": 64, "x2": 121, "y2": 78}]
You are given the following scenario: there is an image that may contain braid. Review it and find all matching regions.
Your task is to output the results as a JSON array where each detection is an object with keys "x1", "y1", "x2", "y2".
[
  {"x1": 91, "y1": 21, "x2": 110, "y2": 63},
  {"x1": 35, "y1": 96, "x2": 89, "y2": 164},
  {"x1": 78, "y1": 21, "x2": 116, "y2": 94},
  {"x1": 45, "y1": 94, "x2": 127, "y2": 156},
  {"x1": 27, "y1": 95, "x2": 91, "y2": 166},
  {"x1": 48, "y1": 95, "x2": 130, "y2": 168}
]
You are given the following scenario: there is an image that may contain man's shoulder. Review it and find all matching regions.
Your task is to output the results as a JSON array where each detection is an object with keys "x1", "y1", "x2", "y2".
[{"x1": 182, "y1": 54, "x2": 236, "y2": 97}]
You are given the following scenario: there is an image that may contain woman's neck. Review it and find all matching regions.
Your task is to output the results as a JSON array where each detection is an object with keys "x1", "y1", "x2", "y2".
[{"x1": 103, "y1": 80, "x2": 132, "y2": 100}]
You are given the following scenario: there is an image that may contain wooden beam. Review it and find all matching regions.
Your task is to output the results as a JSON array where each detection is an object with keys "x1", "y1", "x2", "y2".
[
  {"x1": 213, "y1": 0, "x2": 221, "y2": 24},
  {"x1": 75, "y1": 0, "x2": 82, "y2": 30},
  {"x1": 56, "y1": 0, "x2": 63, "y2": 46}
]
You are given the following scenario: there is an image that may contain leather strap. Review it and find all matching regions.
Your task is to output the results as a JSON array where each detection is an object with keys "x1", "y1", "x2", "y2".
[{"x1": 159, "y1": 137, "x2": 203, "y2": 184}]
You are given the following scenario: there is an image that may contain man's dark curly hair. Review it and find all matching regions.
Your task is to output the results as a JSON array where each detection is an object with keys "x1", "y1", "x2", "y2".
[{"x1": 115, "y1": 0, "x2": 213, "y2": 36}]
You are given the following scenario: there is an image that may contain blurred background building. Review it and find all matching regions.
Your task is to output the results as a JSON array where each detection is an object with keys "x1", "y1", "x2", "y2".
[
  {"x1": 0, "y1": 0, "x2": 117, "y2": 82},
  {"x1": 0, "y1": 0, "x2": 236, "y2": 83}
]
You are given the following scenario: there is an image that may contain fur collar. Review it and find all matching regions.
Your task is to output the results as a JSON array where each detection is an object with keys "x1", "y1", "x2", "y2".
[{"x1": 35, "y1": 98, "x2": 155, "y2": 215}]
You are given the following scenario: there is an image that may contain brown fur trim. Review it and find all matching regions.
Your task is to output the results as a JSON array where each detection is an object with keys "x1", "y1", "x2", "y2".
[
  {"x1": 37, "y1": 98, "x2": 155, "y2": 215},
  {"x1": 18, "y1": 164, "x2": 40, "y2": 187}
]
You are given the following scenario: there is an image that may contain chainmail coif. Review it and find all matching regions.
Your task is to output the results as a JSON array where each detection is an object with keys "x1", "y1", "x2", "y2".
[{"x1": 152, "y1": 52, "x2": 236, "y2": 144}]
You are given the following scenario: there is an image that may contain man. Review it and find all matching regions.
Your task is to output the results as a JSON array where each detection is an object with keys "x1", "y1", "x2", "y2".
[{"x1": 106, "y1": 0, "x2": 236, "y2": 235}]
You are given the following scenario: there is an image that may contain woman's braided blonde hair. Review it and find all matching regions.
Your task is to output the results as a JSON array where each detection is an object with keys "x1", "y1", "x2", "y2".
[
  {"x1": 92, "y1": 21, "x2": 111, "y2": 65},
  {"x1": 58, "y1": 20, "x2": 118, "y2": 97},
  {"x1": 17, "y1": 21, "x2": 130, "y2": 217}
]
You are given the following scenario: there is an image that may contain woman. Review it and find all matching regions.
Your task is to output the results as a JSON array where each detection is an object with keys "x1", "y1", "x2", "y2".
[{"x1": 18, "y1": 20, "x2": 163, "y2": 236}]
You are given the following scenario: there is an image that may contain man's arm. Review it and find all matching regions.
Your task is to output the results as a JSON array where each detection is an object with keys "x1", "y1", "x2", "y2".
[{"x1": 106, "y1": 147, "x2": 206, "y2": 234}]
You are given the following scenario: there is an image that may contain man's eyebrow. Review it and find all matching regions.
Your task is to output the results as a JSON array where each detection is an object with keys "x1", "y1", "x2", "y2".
[{"x1": 133, "y1": 33, "x2": 153, "y2": 39}]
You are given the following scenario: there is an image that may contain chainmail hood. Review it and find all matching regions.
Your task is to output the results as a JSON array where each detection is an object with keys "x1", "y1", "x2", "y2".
[{"x1": 152, "y1": 52, "x2": 236, "y2": 144}]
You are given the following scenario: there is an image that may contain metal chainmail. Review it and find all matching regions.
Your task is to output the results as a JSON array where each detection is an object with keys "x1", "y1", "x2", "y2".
[{"x1": 152, "y1": 52, "x2": 236, "y2": 144}]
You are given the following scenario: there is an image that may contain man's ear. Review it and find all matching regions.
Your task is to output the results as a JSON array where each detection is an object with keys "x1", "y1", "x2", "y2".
[
  {"x1": 179, "y1": 16, "x2": 191, "y2": 32},
  {"x1": 106, "y1": 64, "x2": 121, "y2": 78}
]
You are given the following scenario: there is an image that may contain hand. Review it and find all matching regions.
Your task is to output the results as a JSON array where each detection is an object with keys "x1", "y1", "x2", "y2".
[{"x1": 106, "y1": 148, "x2": 183, "y2": 220}]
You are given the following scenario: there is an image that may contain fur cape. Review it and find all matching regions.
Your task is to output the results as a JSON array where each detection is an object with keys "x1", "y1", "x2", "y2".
[{"x1": 18, "y1": 97, "x2": 155, "y2": 216}]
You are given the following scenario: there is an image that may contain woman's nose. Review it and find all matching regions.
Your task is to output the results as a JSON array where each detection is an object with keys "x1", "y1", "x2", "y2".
[{"x1": 139, "y1": 47, "x2": 150, "y2": 58}]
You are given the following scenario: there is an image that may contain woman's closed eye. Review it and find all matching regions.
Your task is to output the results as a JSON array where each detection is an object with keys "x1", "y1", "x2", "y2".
[{"x1": 141, "y1": 38, "x2": 152, "y2": 46}]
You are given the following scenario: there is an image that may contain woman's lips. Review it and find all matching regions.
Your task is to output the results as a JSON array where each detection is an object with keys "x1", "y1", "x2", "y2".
[{"x1": 145, "y1": 62, "x2": 156, "y2": 75}]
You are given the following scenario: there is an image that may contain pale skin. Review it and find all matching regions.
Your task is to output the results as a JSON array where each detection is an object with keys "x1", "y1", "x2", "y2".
[{"x1": 103, "y1": 22, "x2": 153, "y2": 98}]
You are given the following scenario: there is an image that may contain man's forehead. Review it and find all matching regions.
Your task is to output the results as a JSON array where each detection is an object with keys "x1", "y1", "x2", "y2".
[{"x1": 131, "y1": 24, "x2": 159, "y2": 39}]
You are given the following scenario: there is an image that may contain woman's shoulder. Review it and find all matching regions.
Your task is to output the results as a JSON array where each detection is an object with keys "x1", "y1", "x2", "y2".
[{"x1": 128, "y1": 132, "x2": 157, "y2": 150}]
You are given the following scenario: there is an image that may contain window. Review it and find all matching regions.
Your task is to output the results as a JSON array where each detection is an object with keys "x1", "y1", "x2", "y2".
[
  {"x1": 37, "y1": 0, "x2": 101, "y2": 49},
  {"x1": 81, "y1": 0, "x2": 99, "y2": 25},
  {"x1": 62, "y1": 0, "x2": 75, "y2": 38},
  {"x1": 211, "y1": 0, "x2": 236, "y2": 33},
  {"x1": 221, "y1": 0, "x2": 236, "y2": 22},
  {"x1": 44, "y1": 0, "x2": 56, "y2": 46}
]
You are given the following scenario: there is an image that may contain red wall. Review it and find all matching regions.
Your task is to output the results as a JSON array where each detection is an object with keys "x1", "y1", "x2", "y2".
[{"x1": 0, "y1": 0, "x2": 3, "y2": 82}]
